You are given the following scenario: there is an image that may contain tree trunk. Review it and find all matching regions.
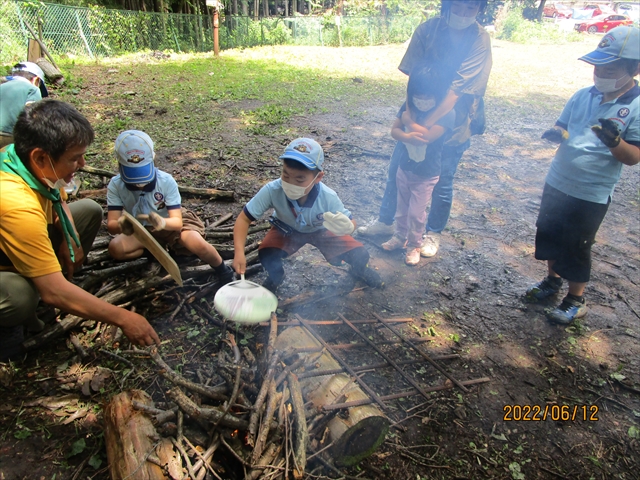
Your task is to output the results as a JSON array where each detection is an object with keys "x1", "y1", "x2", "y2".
[
  {"x1": 537, "y1": 0, "x2": 546, "y2": 22},
  {"x1": 274, "y1": 327, "x2": 389, "y2": 467},
  {"x1": 104, "y1": 390, "x2": 167, "y2": 480}
]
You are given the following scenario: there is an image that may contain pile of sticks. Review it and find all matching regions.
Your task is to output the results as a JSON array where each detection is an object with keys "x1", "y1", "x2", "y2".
[{"x1": 103, "y1": 313, "x2": 352, "y2": 480}]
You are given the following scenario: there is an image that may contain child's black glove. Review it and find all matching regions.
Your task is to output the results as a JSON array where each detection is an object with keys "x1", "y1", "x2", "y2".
[
  {"x1": 541, "y1": 127, "x2": 569, "y2": 143},
  {"x1": 591, "y1": 118, "x2": 621, "y2": 148}
]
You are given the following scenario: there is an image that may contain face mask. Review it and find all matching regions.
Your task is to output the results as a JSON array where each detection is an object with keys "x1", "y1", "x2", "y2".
[
  {"x1": 448, "y1": 11, "x2": 477, "y2": 30},
  {"x1": 281, "y1": 173, "x2": 319, "y2": 200},
  {"x1": 413, "y1": 97, "x2": 437, "y2": 112},
  {"x1": 594, "y1": 74, "x2": 631, "y2": 94},
  {"x1": 38, "y1": 156, "x2": 68, "y2": 190}
]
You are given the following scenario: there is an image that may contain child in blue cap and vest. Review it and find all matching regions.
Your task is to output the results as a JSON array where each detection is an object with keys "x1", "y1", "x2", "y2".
[
  {"x1": 106, "y1": 130, "x2": 235, "y2": 284},
  {"x1": 232, "y1": 138, "x2": 383, "y2": 293},
  {"x1": 527, "y1": 26, "x2": 640, "y2": 324}
]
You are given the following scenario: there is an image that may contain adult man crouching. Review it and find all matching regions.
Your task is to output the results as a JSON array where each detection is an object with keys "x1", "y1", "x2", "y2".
[{"x1": 0, "y1": 100, "x2": 160, "y2": 360}]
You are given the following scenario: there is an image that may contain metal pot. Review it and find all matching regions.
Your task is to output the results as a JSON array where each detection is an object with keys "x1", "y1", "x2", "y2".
[{"x1": 213, "y1": 275, "x2": 278, "y2": 324}]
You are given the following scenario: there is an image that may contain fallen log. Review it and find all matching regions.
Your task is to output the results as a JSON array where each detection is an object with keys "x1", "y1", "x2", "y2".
[
  {"x1": 274, "y1": 327, "x2": 389, "y2": 468},
  {"x1": 103, "y1": 389, "x2": 166, "y2": 480}
]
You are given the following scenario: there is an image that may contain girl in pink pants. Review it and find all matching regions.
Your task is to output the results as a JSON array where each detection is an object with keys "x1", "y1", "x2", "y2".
[{"x1": 382, "y1": 65, "x2": 455, "y2": 265}]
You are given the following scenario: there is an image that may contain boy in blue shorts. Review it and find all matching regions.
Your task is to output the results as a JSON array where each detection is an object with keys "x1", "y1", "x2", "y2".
[
  {"x1": 232, "y1": 138, "x2": 382, "y2": 293},
  {"x1": 106, "y1": 130, "x2": 234, "y2": 284},
  {"x1": 527, "y1": 26, "x2": 640, "y2": 324}
]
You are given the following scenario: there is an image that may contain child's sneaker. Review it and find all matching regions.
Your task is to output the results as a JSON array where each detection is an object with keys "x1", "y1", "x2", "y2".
[
  {"x1": 262, "y1": 276, "x2": 284, "y2": 294},
  {"x1": 217, "y1": 263, "x2": 236, "y2": 286},
  {"x1": 382, "y1": 235, "x2": 407, "y2": 251},
  {"x1": 526, "y1": 276, "x2": 562, "y2": 301},
  {"x1": 350, "y1": 265, "x2": 384, "y2": 288},
  {"x1": 420, "y1": 232, "x2": 440, "y2": 257},
  {"x1": 356, "y1": 220, "x2": 394, "y2": 237},
  {"x1": 547, "y1": 296, "x2": 587, "y2": 325},
  {"x1": 405, "y1": 248, "x2": 421, "y2": 266}
]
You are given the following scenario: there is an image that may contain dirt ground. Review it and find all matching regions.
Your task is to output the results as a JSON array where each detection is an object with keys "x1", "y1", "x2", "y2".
[{"x1": 1, "y1": 41, "x2": 639, "y2": 480}]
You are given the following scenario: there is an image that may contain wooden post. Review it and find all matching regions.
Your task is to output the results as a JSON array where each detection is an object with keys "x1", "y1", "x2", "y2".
[
  {"x1": 214, "y1": 8, "x2": 219, "y2": 56},
  {"x1": 27, "y1": 39, "x2": 41, "y2": 62}
]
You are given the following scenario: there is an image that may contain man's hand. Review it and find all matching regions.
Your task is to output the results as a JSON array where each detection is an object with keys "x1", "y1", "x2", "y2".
[
  {"x1": 119, "y1": 311, "x2": 161, "y2": 347},
  {"x1": 232, "y1": 252, "x2": 246, "y2": 275},
  {"x1": 323, "y1": 212, "x2": 355, "y2": 236},
  {"x1": 541, "y1": 126, "x2": 569, "y2": 143},
  {"x1": 57, "y1": 241, "x2": 85, "y2": 280},
  {"x1": 592, "y1": 118, "x2": 621, "y2": 148},
  {"x1": 137, "y1": 212, "x2": 167, "y2": 231},
  {"x1": 118, "y1": 215, "x2": 135, "y2": 235}
]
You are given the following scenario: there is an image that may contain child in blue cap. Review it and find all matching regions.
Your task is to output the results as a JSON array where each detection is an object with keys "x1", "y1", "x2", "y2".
[
  {"x1": 107, "y1": 130, "x2": 234, "y2": 284},
  {"x1": 232, "y1": 138, "x2": 382, "y2": 293},
  {"x1": 527, "y1": 26, "x2": 640, "y2": 324}
]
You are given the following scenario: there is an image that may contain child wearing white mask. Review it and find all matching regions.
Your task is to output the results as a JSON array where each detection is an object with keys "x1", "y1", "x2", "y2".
[
  {"x1": 106, "y1": 130, "x2": 235, "y2": 285},
  {"x1": 528, "y1": 26, "x2": 640, "y2": 325},
  {"x1": 381, "y1": 65, "x2": 455, "y2": 266},
  {"x1": 232, "y1": 138, "x2": 383, "y2": 293}
]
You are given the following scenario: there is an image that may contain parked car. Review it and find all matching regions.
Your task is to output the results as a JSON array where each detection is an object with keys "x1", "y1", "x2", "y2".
[
  {"x1": 543, "y1": 3, "x2": 573, "y2": 18},
  {"x1": 616, "y1": 3, "x2": 640, "y2": 22},
  {"x1": 574, "y1": 13, "x2": 633, "y2": 33}
]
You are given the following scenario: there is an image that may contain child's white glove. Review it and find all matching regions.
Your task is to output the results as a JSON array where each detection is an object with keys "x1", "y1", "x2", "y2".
[
  {"x1": 137, "y1": 212, "x2": 167, "y2": 231},
  {"x1": 323, "y1": 212, "x2": 354, "y2": 236},
  {"x1": 117, "y1": 215, "x2": 134, "y2": 236}
]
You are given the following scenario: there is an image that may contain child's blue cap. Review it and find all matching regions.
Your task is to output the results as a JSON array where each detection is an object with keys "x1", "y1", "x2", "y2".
[
  {"x1": 279, "y1": 138, "x2": 324, "y2": 171},
  {"x1": 115, "y1": 130, "x2": 156, "y2": 184},
  {"x1": 579, "y1": 26, "x2": 640, "y2": 65}
]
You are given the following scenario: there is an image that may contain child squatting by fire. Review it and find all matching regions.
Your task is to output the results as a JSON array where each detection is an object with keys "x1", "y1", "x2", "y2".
[
  {"x1": 381, "y1": 64, "x2": 456, "y2": 266},
  {"x1": 106, "y1": 130, "x2": 235, "y2": 285},
  {"x1": 526, "y1": 26, "x2": 640, "y2": 324},
  {"x1": 232, "y1": 138, "x2": 383, "y2": 294}
]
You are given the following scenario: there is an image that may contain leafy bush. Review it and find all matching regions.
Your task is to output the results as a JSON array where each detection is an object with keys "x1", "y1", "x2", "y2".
[{"x1": 497, "y1": 6, "x2": 582, "y2": 44}]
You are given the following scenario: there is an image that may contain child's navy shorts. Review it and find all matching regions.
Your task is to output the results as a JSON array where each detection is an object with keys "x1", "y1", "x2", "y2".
[{"x1": 534, "y1": 183, "x2": 609, "y2": 283}]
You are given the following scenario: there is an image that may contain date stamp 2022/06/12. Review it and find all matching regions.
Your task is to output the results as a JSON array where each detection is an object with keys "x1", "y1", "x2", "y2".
[{"x1": 503, "y1": 404, "x2": 599, "y2": 422}]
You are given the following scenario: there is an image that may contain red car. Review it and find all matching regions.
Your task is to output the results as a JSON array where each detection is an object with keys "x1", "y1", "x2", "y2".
[
  {"x1": 543, "y1": 3, "x2": 572, "y2": 18},
  {"x1": 574, "y1": 14, "x2": 633, "y2": 33}
]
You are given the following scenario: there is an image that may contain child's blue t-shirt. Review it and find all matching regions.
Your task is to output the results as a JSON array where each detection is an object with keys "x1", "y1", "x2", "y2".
[
  {"x1": 546, "y1": 83, "x2": 640, "y2": 204},
  {"x1": 0, "y1": 77, "x2": 41, "y2": 134},
  {"x1": 243, "y1": 179, "x2": 352, "y2": 233},
  {"x1": 396, "y1": 104, "x2": 456, "y2": 178},
  {"x1": 107, "y1": 169, "x2": 181, "y2": 224}
]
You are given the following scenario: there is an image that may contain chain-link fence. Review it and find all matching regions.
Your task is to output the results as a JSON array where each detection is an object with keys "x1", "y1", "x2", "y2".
[{"x1": 1, "y1": 0, "x2": 423, "y2": 63}]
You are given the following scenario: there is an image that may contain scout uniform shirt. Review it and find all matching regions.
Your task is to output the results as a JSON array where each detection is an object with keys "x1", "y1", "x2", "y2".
[
  {"x1": 243, "y1": 180, "x2": 352, "y2": 233},
  {"x1": 547, "y1": 83, "x2": 640, "y2": 204}
]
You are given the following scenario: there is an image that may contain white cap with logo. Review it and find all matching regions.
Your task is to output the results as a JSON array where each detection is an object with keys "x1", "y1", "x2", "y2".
[{"x1": 579, "y1": 26, "x2": 640, "y2": 65}]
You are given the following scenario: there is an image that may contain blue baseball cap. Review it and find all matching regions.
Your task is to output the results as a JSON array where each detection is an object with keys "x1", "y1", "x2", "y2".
[
  {"x1": 115, "y1": 130, "x2": 156, "y2": 184},
  {"x1": 579, "y1": 26, "x2": 640, "y2": 65},
  {"x1": 279, "y1": 138, "x2": 324, "y2": 171}
]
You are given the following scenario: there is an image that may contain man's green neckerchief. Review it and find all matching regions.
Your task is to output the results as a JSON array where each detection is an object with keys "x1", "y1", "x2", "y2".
[{"x1": 0, "y1": 144, "x2": 81, "y2": 262}]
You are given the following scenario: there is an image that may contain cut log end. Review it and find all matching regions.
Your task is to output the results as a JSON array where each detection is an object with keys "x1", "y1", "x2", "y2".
[{"x1": 331, "y1": 416, "x2": 389, "y2": 467}]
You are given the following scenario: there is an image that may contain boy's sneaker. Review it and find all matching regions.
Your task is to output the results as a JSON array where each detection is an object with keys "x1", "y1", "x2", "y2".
[
  {"x1": 526, "y1": 276, "x2": 562, "y2": 301},
  {"x1": 350, "y1": 266, "x2": 384, "y2": 288},
  {"x1": 262, "y1": 276, "x2": 283, "y2": 294},
  {"x1": 420, "y1": 232, "x2": 440, "y2": 258},
  {"x1": 405, "y1": 248, "x2": 421, "y2": 266},
  {"x1": 547, "y1": 296, "x2": 587, "y2": 325},
  {"x1": 356, "y1": 220, "x2": 394, "y2": 237},
  {"x1": 382, "y1": 235, "x2": 407, "y2": 251},
  {"x1": 217, "y1": 263, "x2": 236, "y2": 286},
  {"x1": 0, "y1": 325, "x2": 25, "y2": 362}
]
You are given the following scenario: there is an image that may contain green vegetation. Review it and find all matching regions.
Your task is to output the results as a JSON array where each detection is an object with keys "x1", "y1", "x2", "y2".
[{"x1": 498, "y1": 6, "x2": 583, "y2": 44}]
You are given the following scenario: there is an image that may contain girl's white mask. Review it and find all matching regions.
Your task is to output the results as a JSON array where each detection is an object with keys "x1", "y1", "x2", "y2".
[{"x1": 413, "y1": 97, "x2": 437, "y2": 112}]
